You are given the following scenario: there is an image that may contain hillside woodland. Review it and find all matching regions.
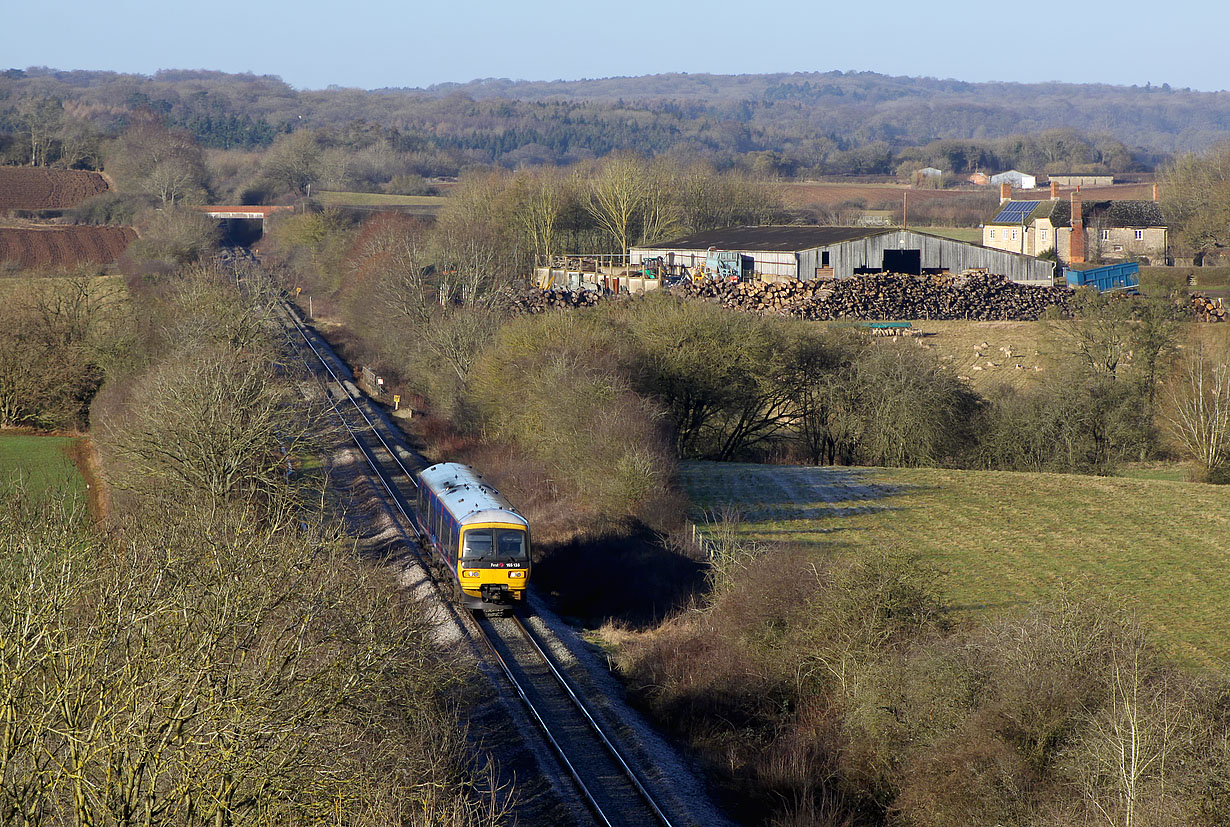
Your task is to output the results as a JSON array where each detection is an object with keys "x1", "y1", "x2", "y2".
[{"x1": 0, "y1": 67, "x2": 1213, "y2": 180}]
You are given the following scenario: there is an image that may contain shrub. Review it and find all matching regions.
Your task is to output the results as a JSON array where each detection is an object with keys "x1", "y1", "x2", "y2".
[{"x1": 126, "y1": 206, "x2": 220, "y2": 266}]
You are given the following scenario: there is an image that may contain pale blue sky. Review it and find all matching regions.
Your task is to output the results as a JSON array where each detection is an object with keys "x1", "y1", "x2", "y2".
[{"x1": 3, "y1": 0, "x2": 1226, "y2": 92}]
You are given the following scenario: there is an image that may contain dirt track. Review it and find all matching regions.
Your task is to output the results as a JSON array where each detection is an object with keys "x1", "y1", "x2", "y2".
[
  {"x1": 0, "y1": 225, "x2": 135, "y2": 269},
  {"x1": 0, "y1": 167, "x2": 110, "y2": 211}
]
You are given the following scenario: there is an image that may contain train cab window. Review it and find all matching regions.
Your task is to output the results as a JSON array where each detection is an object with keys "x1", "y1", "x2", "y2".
[
  {"x1": 496, "y1": 529, "x2": 528, "y2": 561},
  {"x1": 462, "y1": 530, "x2": 493, "y2": 560},
  {"x1": 462, "y1": 529, "x2": 528, "y2": 561}
]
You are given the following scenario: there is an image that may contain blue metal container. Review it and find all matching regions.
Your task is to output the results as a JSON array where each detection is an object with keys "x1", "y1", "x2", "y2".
[{"x1": 1064, "y1": 262, "x2": 1140, "y2": 292}]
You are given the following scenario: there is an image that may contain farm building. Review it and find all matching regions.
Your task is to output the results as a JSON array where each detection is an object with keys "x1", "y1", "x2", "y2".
[
  {"x1": 990, "y1": 170, "x2": 1037, "y2": 189},
  {"x1": 982, "y1": 191, "x2": 1167, "y2": 264},
  {"x1": 629, "y1": 225, "x2": 1056, "y2": 285},
  {"x1": 1048, "y1": 173, "x2": 1114, "y2": 187}
]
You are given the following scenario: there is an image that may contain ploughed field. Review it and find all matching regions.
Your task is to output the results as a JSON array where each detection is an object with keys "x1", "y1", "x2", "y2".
[
  {"x1": 0, "y1": 225, "x2": 136, "y2": 269},
  {"x1": 681, "y1": 462, "x2": 1230, "y2": 670},
  {"x1": 0, "y1": 167, "x2": 109, "y2": 211}
]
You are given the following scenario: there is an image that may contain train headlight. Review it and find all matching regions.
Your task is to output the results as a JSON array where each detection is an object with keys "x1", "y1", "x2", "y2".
[
  {"x1": 508, "y1": 570, "x2": 526, "y2": 578},
  {"x1": 463, "y1": 570, "x2": 481, "y2": 578}
]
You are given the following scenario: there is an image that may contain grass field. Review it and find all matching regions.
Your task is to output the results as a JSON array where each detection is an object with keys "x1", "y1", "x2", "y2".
[
  {"x1": 312, "y1": 191, "x2": 447, "y2": 209},
  {"x1": 917, "y1": 226, "x2": 983, "y2": 243},
  {"x1": 0, "y1": 433, "x2": 87, "y2": 509},
  {"x1": 681, "y1": 462, "x2": 1230, "y2": 669}
]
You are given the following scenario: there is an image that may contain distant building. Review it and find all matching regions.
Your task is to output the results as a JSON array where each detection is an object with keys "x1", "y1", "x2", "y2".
[
  {"x1": 968, "y1": 172, "x2": 991, "y2": 186},
  {"x1": 990, "y1": 170, "x2": 1037, "y2": 189},
  {"x1": 913, "y1": 167, "x2": 943, "y2": 187},
  {"x1": 1048, "y1": 174, "x2": 1114, "y2": 187},
  {"x1": 982, "y1": 193, "x2": 1167, "y2": 264},
  {"x1": 630, "y1": 225, "x2": 1055, "y2": 285}
]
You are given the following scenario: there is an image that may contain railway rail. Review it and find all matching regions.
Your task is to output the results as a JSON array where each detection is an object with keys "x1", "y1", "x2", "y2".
[{"x1": 275, "y1": 298, "x2": 677, "y2": 827}]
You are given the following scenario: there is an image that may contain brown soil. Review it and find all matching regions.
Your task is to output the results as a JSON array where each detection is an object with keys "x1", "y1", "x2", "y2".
[
  {"x1": 0, "y1": 225, "x2": 136, "y2": 269},
  {"x1": 63, "y1": 436, "x2": 108, "y2": 523},
  {"x1": 0, "y1": 167, "x2": 110, "y2": 211}
]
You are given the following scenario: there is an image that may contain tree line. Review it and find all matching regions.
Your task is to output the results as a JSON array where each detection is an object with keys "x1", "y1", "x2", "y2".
[{"x1": 2, "y1": 67, "x2": 1202, "y2": 178}]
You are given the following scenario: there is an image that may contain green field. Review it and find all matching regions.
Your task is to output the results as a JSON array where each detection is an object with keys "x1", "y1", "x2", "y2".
[
  {"x1": 681, "y1": 462, "x2": 1230, "y2": 669},
  {"x1": 312, "y1": 191, "x2": 447, "y2": 209},
  {"x1": 0, "y1": 433, "x2": 87, "y2": 509},
  {"x1": 918, "y1": 226, "x2": 983, "y2": 243}
]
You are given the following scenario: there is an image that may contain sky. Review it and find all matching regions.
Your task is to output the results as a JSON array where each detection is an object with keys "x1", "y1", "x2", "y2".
[{"x1": 3, "y1": 0, "x2": 1227, "y2": 93}]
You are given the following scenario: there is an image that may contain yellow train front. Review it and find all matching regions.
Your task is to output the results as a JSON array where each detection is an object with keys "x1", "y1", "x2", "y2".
[{"x1": 416, "y1": 462, "x2": 530, "y2": 611}]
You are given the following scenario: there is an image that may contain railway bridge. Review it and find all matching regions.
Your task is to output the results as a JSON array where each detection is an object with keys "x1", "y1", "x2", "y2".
[{"x1": 190, "y1": 205, "x2": 294, "y2": 224}]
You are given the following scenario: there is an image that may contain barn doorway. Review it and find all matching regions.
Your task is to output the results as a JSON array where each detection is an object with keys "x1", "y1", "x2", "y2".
[{"x1": 882, "y1": 248, "x2": 921, "y2": 275}]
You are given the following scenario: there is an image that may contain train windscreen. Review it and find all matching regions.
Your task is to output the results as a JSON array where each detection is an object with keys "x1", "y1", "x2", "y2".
[{"x1": 462, "y1": 528, "x2": 528, "y2": 562}]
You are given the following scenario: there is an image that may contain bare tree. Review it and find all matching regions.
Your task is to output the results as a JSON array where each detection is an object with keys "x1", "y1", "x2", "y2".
[
  {"x1": 104, "y1": 343, "x2": 318, "y2": 506},
  {"x1": 18, "y1": 97, "x2": 62, "y2": 167},
  {"x1": 515, "y1": 167, "x2": 567, "y2": 264},
  {"x1": 1164, "y1": 342, "x2": 1230, "y2": 483},
  {"x1": 587, "y1": 153, "x2": 648, "y2": 260}
]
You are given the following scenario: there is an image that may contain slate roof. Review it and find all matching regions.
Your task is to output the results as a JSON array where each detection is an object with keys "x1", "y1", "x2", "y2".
[
  {"x1": 639, "y1": 225, "x2": 887, "y2": 252},
  {"x1": 1050, "y1": 200, "x2": 1165, "y2": 228},
  {"x1": 988, "y1": 199, "x2": 1165, "y2": 229}
]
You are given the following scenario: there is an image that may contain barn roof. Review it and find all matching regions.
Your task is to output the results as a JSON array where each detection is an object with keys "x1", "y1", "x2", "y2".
[{"x1": 640, "y1": 225, "x2": 886, "y2": 252}]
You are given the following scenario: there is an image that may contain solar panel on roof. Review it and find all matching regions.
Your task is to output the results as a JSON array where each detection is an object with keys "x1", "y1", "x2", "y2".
[{"x1": 992, "y1": 201, "x2": 1037, "y2": 224}]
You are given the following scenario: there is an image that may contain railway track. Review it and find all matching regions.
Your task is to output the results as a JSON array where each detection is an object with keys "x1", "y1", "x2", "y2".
[{"x1": 275, "y1": 299, "x2": 678, "y2": 827}]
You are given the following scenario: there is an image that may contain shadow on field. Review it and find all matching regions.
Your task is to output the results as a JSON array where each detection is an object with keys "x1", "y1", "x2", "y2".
[
  {"x1": 688, "y1": 464, "x2": 926, "y2": 524},
  {"x1": 532, "y1": 523, "x2": 708, "y2": 630}
]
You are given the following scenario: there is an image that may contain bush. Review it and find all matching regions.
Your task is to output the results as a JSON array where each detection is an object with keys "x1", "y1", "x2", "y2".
[
  {"x1": 467, "y1": 309, "x2": 675, "y2": 527},
  {"x1": 70, "y1": 191, "x2": 156, "y2": 225},
  {"x1": 126, "y1": 206, "x2": 220, "y2": 266}
]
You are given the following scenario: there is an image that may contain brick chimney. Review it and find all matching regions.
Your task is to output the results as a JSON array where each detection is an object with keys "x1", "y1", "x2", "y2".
[
  {"x1": 1153, "y1": 182, "x2": 1160, "y2": 202},
  {"x1": 1050, "y1": 180, "x2": 1060, "y2": 199},
  {"x1": 1069, "y1": 190, "x2": 1086, "y2": 264},
  {"x1": 999, "y1": 181, "x2": 1012, "y2": 203}
]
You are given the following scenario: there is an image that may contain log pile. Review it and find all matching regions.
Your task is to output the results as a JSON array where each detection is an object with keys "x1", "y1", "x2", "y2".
[
  {"x1": 1188, "y1": 293, "x2": 1226, "y2": 323},
  {"x1": 512, "y1": 286, "x2": 604, "y2": 313},
  {"x1": 670, "y1": 270, "x2": 1074, "y2": 321}
]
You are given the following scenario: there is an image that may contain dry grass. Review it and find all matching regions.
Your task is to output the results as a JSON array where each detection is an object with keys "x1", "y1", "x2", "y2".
[
  {"x1": 312, "y1": 191, "x2": 447, "y2": 208},
  {"x1": 680, "y1": 462, "x2": 1230, "y2": 669},
  {"x1": 781, "y1": 182, "x2": 981, "y2": 209}
]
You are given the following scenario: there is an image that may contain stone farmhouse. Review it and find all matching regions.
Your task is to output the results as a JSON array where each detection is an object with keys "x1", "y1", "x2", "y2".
[{"x1": 982, "y1": 183, "x2": 1167, "y2": 264}]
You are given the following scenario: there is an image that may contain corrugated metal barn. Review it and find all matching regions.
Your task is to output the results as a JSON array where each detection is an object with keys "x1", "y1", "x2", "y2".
[{"x1": 630, "y1": 226, "x2": 1056, "y2": 285}]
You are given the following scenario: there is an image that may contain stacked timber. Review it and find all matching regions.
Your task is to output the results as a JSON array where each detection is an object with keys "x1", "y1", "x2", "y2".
[
  {"x1": 670, "y1": 271, "x2": 1074, "y2": 321},
  {"x1": 513, "y1": 287, "x2": 604, "y2": 313},
  {"x1": 1188, "y1": 293, "x2": 1226, "y2": 322}
]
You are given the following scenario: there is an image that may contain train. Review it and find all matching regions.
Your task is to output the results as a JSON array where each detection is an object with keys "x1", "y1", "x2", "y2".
[{"x1": 416, "y1": 462, "x2": 531, "y2": 611}]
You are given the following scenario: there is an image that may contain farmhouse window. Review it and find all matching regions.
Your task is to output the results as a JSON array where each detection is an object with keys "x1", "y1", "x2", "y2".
[
  {"x1": 1101, "y1": 229, "x2": 1110, "y2": 241},
  {"x1": 1040, "y1": 228, "x2": 1048, "y2": 242},
  {"x1": 1135, "y1": 229, "x2": 1144, "y2": 240},
  {"x1": 989, "y1": 229, "x2": 996, "y2": 239},
  {"x1": 1011, "y1": 229, "x2": 1018, "y2": 240}
]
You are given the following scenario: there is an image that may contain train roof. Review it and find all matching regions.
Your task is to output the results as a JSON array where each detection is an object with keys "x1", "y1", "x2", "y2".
[{"x1": 418, "y1": 462, "x2": 529, "y2": 529}]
